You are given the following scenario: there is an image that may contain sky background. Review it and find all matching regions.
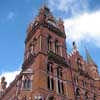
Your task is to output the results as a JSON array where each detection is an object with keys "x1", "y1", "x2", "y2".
[{"x1": 0, "y1": 0, "x2": 100, "y2": 85}]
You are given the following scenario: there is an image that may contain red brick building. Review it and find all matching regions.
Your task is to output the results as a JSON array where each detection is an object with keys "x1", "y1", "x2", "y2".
[{"x1": 0, "y1": 6, "x2": 100, "y2": 100}]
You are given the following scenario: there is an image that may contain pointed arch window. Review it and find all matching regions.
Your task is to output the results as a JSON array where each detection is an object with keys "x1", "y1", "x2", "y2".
[
  {"x1": 93, "y1": 94, "x2": 96, "y2": 100},
  {"x1": 85, "y1": 91, "x2": 88, "y2": 100},
  {"x1": 23, "y1": 78, "x2": 32, "y2": 90},
  {"x1": 75, "y1": 88, "x2": 80, "y2": 96},
  {"x1": 74, "y1": 76, "x2": 78, "y2": 85},
  {"x1": 47, "y1": 76, "x2": 54, "y2": 90},
  {"x1": 55, "y1": 40, "x2": 59, "y2": 54},
  {"x1": 57, "y1": 67, "x2": 62, "y2": 78},
  {"x1": 47, "y1": 63, "x2": 53, "y2": 73},
  {"x1": 57, "y1": 80, "x2": 64, "y2": 94},
  {"x1": 47, "y1": 35, "x2": 52, "y2": 51}
]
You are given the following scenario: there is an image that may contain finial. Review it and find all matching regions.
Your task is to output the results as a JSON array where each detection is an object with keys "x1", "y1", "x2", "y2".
[
  {"x1": 1, "y1": 76, "x2": 7, "y2": 90},
  {"x1": 73, "y1": 41, "x2": 77, "y2": 50}
]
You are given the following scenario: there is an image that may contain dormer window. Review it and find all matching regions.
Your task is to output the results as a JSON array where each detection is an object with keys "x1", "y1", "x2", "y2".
[{"x1": 23, "y1": 78, "x2": 32, "y2": 90}]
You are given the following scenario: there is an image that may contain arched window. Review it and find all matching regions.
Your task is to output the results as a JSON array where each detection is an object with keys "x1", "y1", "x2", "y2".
[
  {"x1": 47, "y1": 76, "x2": 54, "y2": 90},
  {"x1": 93, "y1": 94, "x2": 96, "y2": 100},
  {"x1": 23, "y1": 78, "x2": 32, "y2": 90},
  {"x1": 74, "y1": 76, "x2": 78, "y2": 85},
  {"x1": 47, "y1": 63, "x2": 53, "y2": 73},
  {"x1": 24, "y1": 79, "x2": 27, "y2": 89},
  {"x1": 76, "y1": 88, "x2": 80, "y2": 96},
  {"x1": 82, "y1": 80, "x2": 86, "y2": 87},
  {"x1": 47, "y1": 35, "x2": 52, "y2": 51},
  {"x1": 55, "y1": 40, "x2": 59, "y2": 54},
  {"x1": 56, "y1": 67, "x2": 64, "y2": 94},
  {"x1": 57, "y1": 80, "x2": 64, "y2": 94},
  {"x1": 57, "y1": 67, "x2": 62, "y2": 78},
  {"x1": 85, "y1": 91, "x2": 88, "y2": 100}
]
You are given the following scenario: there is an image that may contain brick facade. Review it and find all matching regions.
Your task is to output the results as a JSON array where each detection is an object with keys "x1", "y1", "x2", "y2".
[{"x1": 0, "y1": 6, "x2": 100, "y2": 100}]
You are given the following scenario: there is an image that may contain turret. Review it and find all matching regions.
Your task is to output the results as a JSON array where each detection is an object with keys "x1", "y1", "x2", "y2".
[
  {"x1": 85, "y1": 48, "x2": 99, "y2": 78},
  {"x1": 0, "y1": 76, "x2": 7, "y2": 97}
]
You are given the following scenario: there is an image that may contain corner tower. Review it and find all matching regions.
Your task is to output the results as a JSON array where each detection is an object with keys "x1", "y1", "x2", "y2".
[{"x1": 22, "y1": 6, "x2": 69, "y2": 100}]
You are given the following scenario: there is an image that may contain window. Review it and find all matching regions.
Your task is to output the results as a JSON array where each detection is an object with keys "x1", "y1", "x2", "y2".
[
  {"x1": 34, "y1": 96, "x2": 43, "y2": 100},
  {"x1": 57, "y1": 80, "x2": 64, "y2": 94},
  {"x1": 76, "y1": 88, "x2": 80, "y2": 96},
  {"x1": 82, "y1": 80, "x2": 86, "y2": 87},
  {"x1": 47, "y1": 62, "x2": 54, "y2": 91},
  {"x1": 23, "y1": 79, "x2": 32, "y2": 90},
  {"x1": 57, "y1": 67, "x2": 62, "y2": 78},
  {"x1": 47, "y1": 35, "x2": 52, "y2": 51},
  {"x1": 85, "y1": 91, "x2": 88, "y2": 100},
  {"x1": 74, "y1": 76, "x2": 78, "y2": 85},
  {"x1": 55, "y1": 40, "x2": 59, "y2": 54},
  {"x1": 47, "y1": 63, "x2": 53, "y2": 73},
  {"x1": 47, "y1": 76, "x2": 54, "y2": 90},
  {"x1": 57, "y1": 67, "x2": 64, "y2": 94},
  {"x1": 93, "y1": 94, "x2": 96, "y2": 100}
]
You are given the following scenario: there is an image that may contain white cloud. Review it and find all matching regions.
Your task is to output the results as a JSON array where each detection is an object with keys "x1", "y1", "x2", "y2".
[
  {"x1": 7, "y1": 11, "x2": 15, "y2": 21},
  {"x1": 64, "y1": 11, "x2": 100, "y2": 47},
  {"x1": 48, "y1": 0, "x2": 88, "y2": 15},
  {"x1": 0, "y1": 70, "x2": 20, "y2": 87}
]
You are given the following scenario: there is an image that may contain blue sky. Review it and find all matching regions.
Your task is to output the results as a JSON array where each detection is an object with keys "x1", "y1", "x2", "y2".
[{"x1": 0, "y1": 0, "x2": 100, "y2": 84}]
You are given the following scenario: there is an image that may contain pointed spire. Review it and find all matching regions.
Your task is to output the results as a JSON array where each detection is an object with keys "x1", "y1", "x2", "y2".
[{"x1": 85, "y1": 47, "x2": 97, "y2": 66}]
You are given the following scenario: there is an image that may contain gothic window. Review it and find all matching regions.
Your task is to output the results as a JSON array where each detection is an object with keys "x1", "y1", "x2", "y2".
[
  {"x1": 55, "y1": 40, "x2": 59, "y2": 54},
  {"x1": 93, "y1": 94, "x2": 96, "y2": 100},
  {"x1": 34, "y1": 96, "x2": 43, "y2": 100},
  {"x1": 61, "y1": 82, "x2": 64, "y2": 94},
  {"x1": 82, "y1": 80, "x2": 86, "y2": 87},
  {"x1": 58, "y1": 80, "x2": 61, "y2": 93},
  {"x1": 76, "y1": 88, "x2": 80, "y2": 96},
  {"x1": 23, "y1": 78, "x2": 32, "y2": 90},
  {"x1": 77, "y1": 58, "x2": 82, "y2": 71},
  {"x1": 74, "y1": 76, "x2": 78, "y2": 85},
  {"x1": 47, "y1": 76, "x2": 50, "y2": 89},
  {"x1": 57, "y1": 80, "x2": 64, "y2": 94},
  {"x1": 85, "y1": 91, "x2": 88, "y2": 100},
  {"x1": 30, "y1": 38, "x2": 37, "y2": 55},
  {"x1": 47, "y1": 63, "x2": 53, "y2": 73},
  {"x1": 47, "y1": 35, "x2": 52, "y2": 51},
  {"x1": 57, "y1": 67, "x2": 62, "y2": 78},
  {"x1": 47, "y1": 76, "x2": 54, "y2": 90}
]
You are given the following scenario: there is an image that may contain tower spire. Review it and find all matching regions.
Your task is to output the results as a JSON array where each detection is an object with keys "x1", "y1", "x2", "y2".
[{"x1": 85, "y1": 47, "x2": 96, "y2": 66}]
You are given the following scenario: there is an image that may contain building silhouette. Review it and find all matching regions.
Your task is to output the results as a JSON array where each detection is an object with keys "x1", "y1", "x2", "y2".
[{"x1": 0, "y1": 6, "x2": 100, "y2": 100}]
